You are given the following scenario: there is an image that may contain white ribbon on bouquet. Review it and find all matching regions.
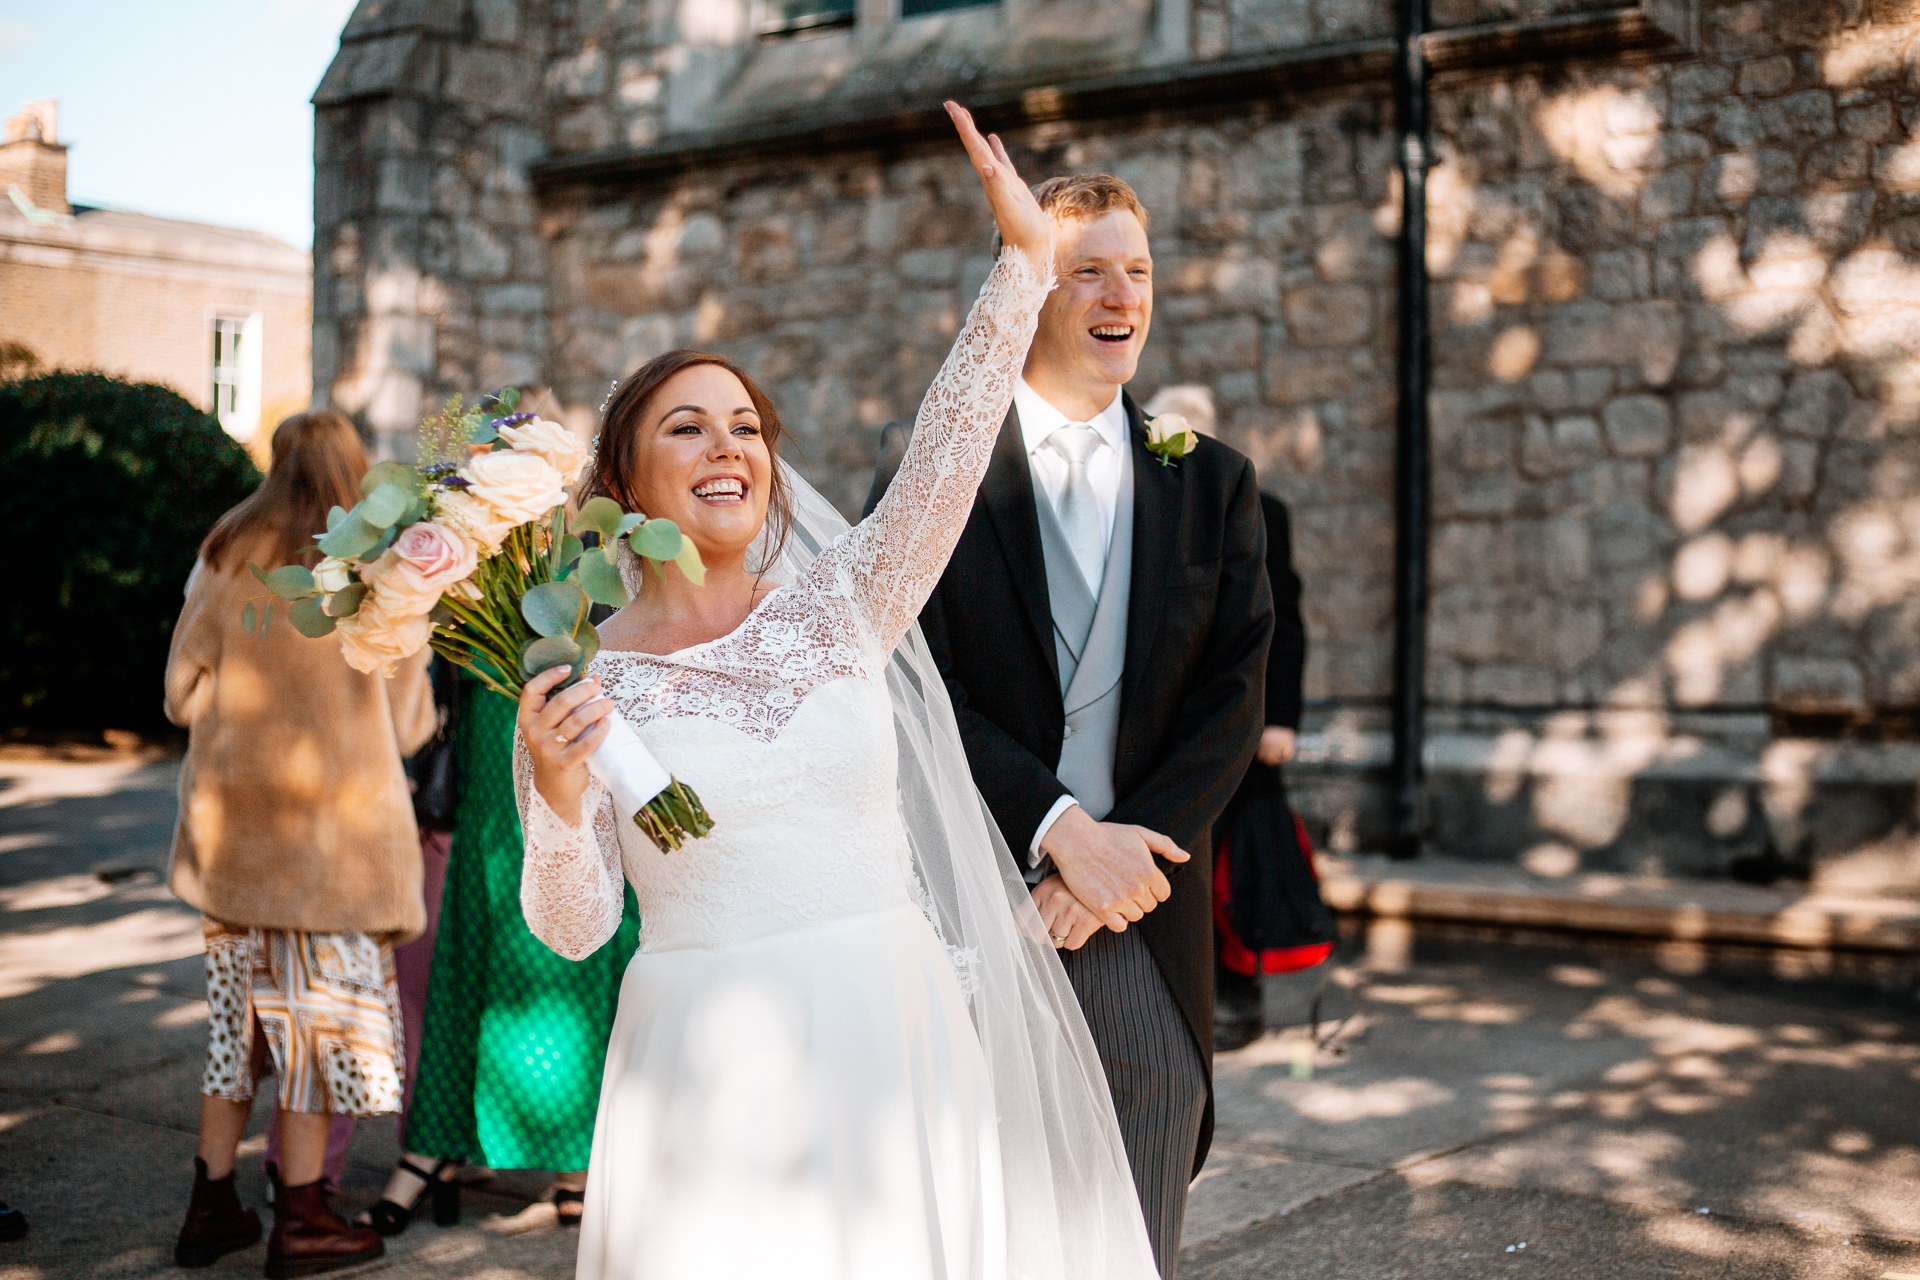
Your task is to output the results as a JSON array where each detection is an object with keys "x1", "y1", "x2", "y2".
[{"x1": 586, "y1": 710, "x2": 671, "y2": 823}]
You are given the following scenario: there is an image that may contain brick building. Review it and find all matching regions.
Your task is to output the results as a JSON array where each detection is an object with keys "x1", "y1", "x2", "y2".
[
  {"x1": 313, "y1": 0, "x2": 1920, "y2": 888},
  {"x1": 0, "y1": 100, "x2": 312, "y2": 444}
]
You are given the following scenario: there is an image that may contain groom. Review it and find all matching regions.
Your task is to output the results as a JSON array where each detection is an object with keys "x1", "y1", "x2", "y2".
[{"x1": 866, "y1": 174, "x2": 1272, "y2": 1272}]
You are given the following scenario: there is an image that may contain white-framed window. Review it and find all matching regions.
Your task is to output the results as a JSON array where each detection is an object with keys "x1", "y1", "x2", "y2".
[
  {"x1": 208, "y1": 310, "x2": 263, "y2": 442},
  {"x1": 759, "y1": 0, "x2": 854, "y2": 36},
  {"x1": 900, "y1": 0, "x2": 994, "y2": 14}
]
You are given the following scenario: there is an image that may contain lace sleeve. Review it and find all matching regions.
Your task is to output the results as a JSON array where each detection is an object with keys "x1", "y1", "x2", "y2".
[
  {"x1": 513, "y1": 730, "x2": 626, "y2": 961},
  {"x1": 805, "y1": 243, "x2": 1051, "y2": 652}
]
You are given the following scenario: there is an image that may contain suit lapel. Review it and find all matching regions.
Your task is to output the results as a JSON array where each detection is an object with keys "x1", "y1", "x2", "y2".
[
  {"x1": 1122, "y1": 391, "x2": 1179, "y2": 712},
  {"x1": 979, "y1": 407, "x2": 1060, "y2": 688}
]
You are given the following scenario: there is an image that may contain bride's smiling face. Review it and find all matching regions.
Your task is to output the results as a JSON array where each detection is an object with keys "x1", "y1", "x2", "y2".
[{"x1": 627, "y1": 364, "x2": 774, "y2": 563}]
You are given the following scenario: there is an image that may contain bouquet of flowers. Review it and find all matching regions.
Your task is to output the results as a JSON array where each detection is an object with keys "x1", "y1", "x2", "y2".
[{"x1": 242, "y1": 389, "x2": 713, "y2": 851}]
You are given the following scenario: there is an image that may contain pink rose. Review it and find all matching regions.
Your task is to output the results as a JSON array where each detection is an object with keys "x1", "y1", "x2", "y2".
[
  {"x1": 367, "y1": 521, "x2": 477, "y2": 618},
  {"x1": 336, "y1": 597, "x2": 434, "y2": 677}
]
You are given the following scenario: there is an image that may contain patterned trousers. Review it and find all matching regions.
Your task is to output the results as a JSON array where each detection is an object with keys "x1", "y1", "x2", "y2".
[
  {"x1": 201, "y1": 919, "x2": 405, "y2": 1117},
  {"x1": 1057, "y1": 925, "x2": 1209, "y2": 1279}
]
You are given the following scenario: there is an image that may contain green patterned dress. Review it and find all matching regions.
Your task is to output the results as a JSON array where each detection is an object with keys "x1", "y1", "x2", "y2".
[{"x1": 406, "y1": 680, "x2": 640, "y2": 1170}]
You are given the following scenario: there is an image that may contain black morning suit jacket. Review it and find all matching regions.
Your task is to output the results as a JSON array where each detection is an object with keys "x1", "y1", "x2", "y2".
[{"x1": 867, "y1": 391, "x2": 1274, "y2": 1171}]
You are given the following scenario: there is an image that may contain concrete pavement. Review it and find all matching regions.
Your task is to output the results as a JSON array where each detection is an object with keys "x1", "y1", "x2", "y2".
[{"x1": 3, "y1": 749, "x2": 1919, "y2": 1279}]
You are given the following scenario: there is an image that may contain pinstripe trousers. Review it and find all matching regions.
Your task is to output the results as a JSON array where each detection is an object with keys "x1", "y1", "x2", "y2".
[{"x1": 1057, "y1": 924, "x2": 1209, "y2": 1277}]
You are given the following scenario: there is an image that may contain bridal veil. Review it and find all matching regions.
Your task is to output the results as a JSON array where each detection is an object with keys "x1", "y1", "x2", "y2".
[{"x1": 759, "y1": 460, "x2": 1159, "y2": 1278}]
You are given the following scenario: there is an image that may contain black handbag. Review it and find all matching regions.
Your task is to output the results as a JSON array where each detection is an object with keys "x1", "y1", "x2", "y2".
[
  {"x1": 406, "y1": 657, "x2": 460, "y2": 832},
  {"x1": 1213, "y1": 764, "x2": 1337, "y2": 974}
]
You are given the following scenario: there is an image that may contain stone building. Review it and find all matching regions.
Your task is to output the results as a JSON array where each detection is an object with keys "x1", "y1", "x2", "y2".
[
  {"x1": 314, "y1": 0, "x2": 1920, "y2": 888},
  {"x1": 0, "y1": 100, "x2": 311, "y2": 445}
]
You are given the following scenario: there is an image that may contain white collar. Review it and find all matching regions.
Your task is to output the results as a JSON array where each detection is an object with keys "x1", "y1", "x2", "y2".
[{"x1": 1013, "y1": 378, "x2": 1129, "y2": 458}]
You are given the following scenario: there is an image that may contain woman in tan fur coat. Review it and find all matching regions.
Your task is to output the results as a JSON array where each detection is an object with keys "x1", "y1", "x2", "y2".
[{"x1": 164, "y1": 411, "x2": 436, "y2": 1278}]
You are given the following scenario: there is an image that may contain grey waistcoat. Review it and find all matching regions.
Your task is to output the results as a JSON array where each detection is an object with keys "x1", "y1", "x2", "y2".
[{"x1": 1033, "y1": 435, "x2": 1134, "y2": 826}]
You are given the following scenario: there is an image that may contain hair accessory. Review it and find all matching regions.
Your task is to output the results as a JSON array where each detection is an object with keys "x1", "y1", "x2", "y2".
[{"x1": 599, "y1": 379, "x2": 619, "y2": 414}]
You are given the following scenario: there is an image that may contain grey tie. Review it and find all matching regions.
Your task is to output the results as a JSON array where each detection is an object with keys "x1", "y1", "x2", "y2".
[{"x1": 1046, "y1": 423, "x2": 1106, "y2": 596}]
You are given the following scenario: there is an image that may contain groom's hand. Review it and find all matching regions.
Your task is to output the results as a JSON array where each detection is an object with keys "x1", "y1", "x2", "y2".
[{"x1": 1039, "y1": 804, "x2": 1189, "y2": 933}]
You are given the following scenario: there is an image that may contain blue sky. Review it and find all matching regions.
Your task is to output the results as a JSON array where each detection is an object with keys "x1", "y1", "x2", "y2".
[{"x1": 0, "y1": 0, "x2": 356, "y2": 248}]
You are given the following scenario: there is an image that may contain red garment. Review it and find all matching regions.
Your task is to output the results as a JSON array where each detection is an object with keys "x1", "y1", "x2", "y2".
[{"x1": 1213, "y1": 811, "x2": 1333, "y2": 977}]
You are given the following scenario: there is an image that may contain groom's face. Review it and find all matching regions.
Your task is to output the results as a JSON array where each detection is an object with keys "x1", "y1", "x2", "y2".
[{"x1": 1028, "y1": 209, "x2": 1153, "y2": 399}]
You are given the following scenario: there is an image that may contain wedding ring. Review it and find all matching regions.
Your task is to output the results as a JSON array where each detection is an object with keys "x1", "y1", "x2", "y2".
[
  {"x1": 556, "y1": 733, "x2": 570, "y2": 745},
  {"x1": 1050, "y1": 933, "x2": 1066, "y2": 943}
]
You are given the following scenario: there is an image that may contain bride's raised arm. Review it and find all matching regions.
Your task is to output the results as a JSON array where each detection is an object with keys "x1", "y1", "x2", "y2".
[{"x1": 806, "y1": 103, "x2": 1053, "y2": 653}]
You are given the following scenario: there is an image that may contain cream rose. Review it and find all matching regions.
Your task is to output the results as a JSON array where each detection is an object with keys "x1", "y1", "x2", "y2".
[
  {"x1": 435, "y1": 489, "x2": 516, "y2": 554},
  {"x1": 461, "y1": 450, "x2": 568, "y2": 525},
  {"x1": 1145, "y1": 413, "x2": 1200, "y2": 464},
  {"x1": 336, "y1": 597, "x2": 434, "y2": 678},
  {"x1": 367, "y1": 520, "x2": 477, "y2": 618},
  {"x1": 498, "y1": 417, "x2": 591, "y2": 485},
  {"x1": 312, "y1": 556, "x2": 355, "y2": 595}
]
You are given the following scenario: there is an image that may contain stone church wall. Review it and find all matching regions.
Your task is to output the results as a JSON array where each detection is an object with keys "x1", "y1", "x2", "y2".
[{"x1": 315, "y1": 0, "x2": 1920, "y2": 885}]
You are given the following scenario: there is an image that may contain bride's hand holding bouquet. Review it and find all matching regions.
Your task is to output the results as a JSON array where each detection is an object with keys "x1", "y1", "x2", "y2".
[{"x1": 240, "y1": 389, "x2": 713, "y2": 851}]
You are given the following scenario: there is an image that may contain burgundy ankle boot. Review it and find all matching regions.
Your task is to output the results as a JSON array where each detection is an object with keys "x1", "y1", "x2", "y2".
[
  {"x1": 174, "y1": 1157, "x2": 262, "y2": 1267},
  {"x1": 265, "y1": 1166, "x2": 383, "y2": 1278}
]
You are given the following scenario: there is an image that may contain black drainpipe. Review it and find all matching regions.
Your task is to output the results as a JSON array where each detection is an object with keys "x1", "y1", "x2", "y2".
[{"x1": 1390, "y1": 0, "x2": 1431, "y2": 859}]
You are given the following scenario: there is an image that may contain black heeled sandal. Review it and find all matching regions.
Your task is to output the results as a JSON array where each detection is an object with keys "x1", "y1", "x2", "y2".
[
  {"x1": 553, "y1": 1186, "x2": 584, "y2": 1229},
  {"x1": 362, "y1": 1157, "x2": 458, "y2": 1236}
]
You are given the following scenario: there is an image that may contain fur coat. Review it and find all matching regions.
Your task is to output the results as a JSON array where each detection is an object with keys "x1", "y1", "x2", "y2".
[{"x1": 165, "y1": 558, "x2": 438, "y2": 940}]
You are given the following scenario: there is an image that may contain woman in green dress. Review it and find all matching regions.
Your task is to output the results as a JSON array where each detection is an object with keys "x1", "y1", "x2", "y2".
[{"x1": 363, "y1": 676, "x2": 640, "y2": 1231}]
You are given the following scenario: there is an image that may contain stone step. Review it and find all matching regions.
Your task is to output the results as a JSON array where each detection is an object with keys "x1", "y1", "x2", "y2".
[{"x1": 1319, "y1": 852, "x2": 1920, "y2": 954}]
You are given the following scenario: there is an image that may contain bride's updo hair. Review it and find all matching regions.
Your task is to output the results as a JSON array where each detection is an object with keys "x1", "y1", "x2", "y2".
[{"x1": 587, "y1": 349, "x2": 795, "y2": 568}]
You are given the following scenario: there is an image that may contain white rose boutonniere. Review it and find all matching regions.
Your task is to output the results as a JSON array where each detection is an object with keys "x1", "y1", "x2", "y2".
[{"x1": 1145, "y1": 413, "x2": 1200, "y2": 467}]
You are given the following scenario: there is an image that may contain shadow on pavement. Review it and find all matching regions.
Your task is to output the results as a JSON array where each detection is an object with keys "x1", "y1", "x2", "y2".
[{"x1": 1189, "y1": 933, "x2": 1920, "y2": 1277}]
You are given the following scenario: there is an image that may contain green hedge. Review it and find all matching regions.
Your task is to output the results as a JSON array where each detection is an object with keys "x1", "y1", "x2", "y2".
[{"x1": 1, "y1": 373, "x2": 261, "y2": 737}]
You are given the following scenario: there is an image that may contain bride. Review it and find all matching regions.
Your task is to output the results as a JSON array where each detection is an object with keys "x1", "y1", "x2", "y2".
[{"x1": 514, "y1": 103, "x2": 1158, "y2": 1279}]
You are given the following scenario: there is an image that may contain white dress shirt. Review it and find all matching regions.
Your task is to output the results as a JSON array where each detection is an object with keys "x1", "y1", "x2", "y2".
[
  {"x1": 1013, "y1": 378, "x2": 1129, "y2": 556},
  {"x1": 1012, "y1": 378, "x2": 1131, "y2": 865}
]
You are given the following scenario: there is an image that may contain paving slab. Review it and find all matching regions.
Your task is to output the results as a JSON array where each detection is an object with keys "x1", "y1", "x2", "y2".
[
  {"x1": 8, "y1": 753, "x2": 1920, "y2": 1279},
  {"x1": 1181, "y1": 1174, "x2": 1920, "y2": 1280},
  {"x1": 1208, "y1": 961, "x2": 1650, "y2": 1167}
]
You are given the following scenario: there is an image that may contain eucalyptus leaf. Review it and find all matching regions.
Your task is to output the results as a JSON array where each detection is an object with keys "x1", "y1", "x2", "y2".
[
  {"x1": 265, "y1": 565, "x2": 316, "y2": 600},
  {"x1": 248, "y1": 563, "x2": 270, "y2": 584},
  {"x1": 466, "y1": 413, "x2": 497, "y2": 445},
  {"x1": 614, "y1": 512, "x2": 645, "y2": 540},
  {"x1": 361, "y1": 461, "x2": 415, "y2": 497},
  {"x1": 574, "y1": 618, "x2": 602, "y2": 668},
  {"x1": 553, "y1": 534, "x2": 584, "y2": 573},
  {"x1": 288, "y1": 595, "x2": 337, "y2": 638},
  {"x1": 520, "y1": 633, "x2": 582, "y2": 679},
  {"x1": 498, "y1": 386, "x2": 520, "y2": 411},
  {"x1": 326, "y1": 505, "x2": 348, "y2": 532},
  {"x1": 324, "y1": 583, "x2": 368, "y2": 618},
  {"x1": 399, "y1": 492, "x2": 433, "y2": 527},
  {"x1": 674, "y1": 537, "x2": 707, "y2": 586},
  {"x1": 317, "y1": 513, "x2": 380, "y2": 560},
  {"x1": 521, "y1": 580, "x2": 588, "y2": 638},
  {"x1": 360, "y1": 483, "x2": 411, "y2": 529},
  {"x1": 576, "y1": 546, "x2": 630, "y2": 607},
  {"x1": 630, "y1": 518, "x2": 682, "y2": 562},
  {"x1": 242, "y1": 600, "x2": 257, "y2": 633},
  {"x1": 572, "y1": 496, "x2": 623, "y2": 538},
  {"x1": 262, "y1": 600, "x2": 274, "y2": 631},
  {"x1": 366, "y1": 522, "x2": 402, "y2": 560}
]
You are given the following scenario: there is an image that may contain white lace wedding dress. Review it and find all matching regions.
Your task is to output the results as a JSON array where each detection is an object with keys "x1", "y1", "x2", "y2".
[{"x1": 514, "y1": 247, "x2": 1158, "y2": 1280}]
